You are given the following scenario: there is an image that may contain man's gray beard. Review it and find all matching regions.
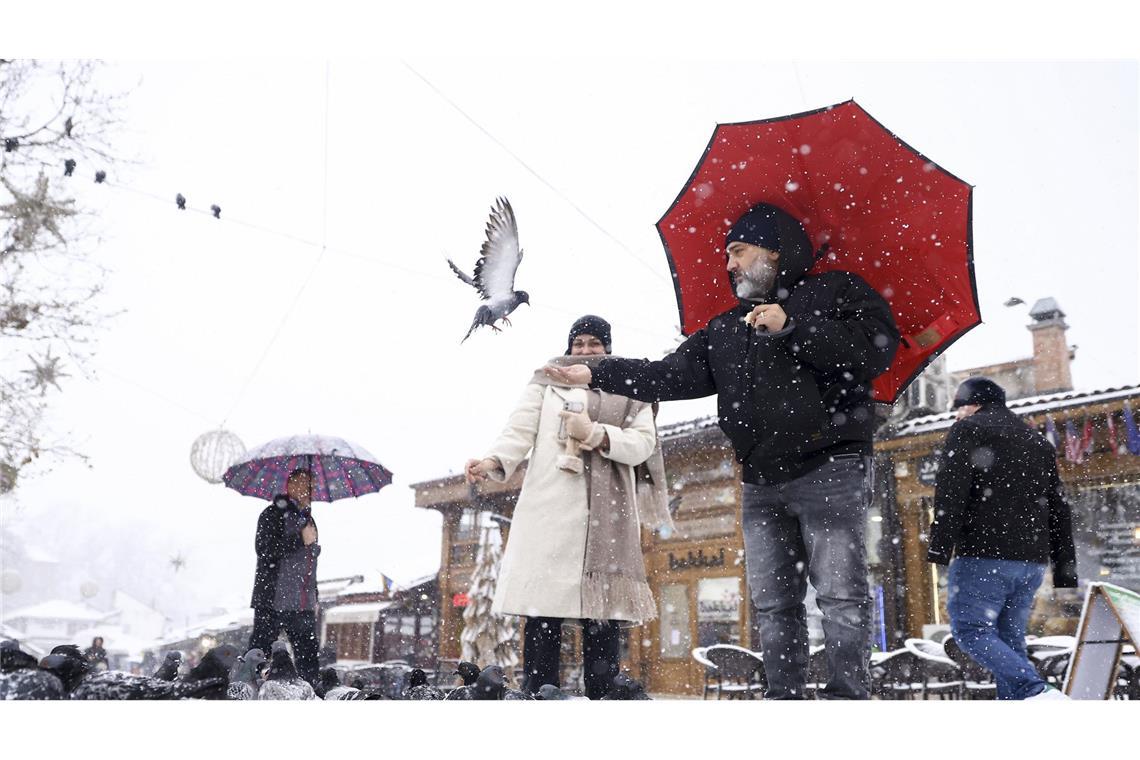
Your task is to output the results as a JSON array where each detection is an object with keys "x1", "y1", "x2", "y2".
[{"x1": 734, "y1": 258, "x2": 777, "y2": 299}]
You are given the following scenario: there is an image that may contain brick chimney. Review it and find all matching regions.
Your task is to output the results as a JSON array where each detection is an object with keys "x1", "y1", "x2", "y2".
[{"x1": 1027, "y1": 297, "x2": 1074, "y2": 394}]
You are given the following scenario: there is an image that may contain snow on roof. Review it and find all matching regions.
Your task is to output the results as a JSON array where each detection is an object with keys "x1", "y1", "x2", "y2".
[
  {"x1": 658, "y1": 416, "x2": 720, "y2": 440},
  {"x1": 890, "y1": 384, "x2": 1140, "y2": 437},
  {"x1": 148, "y1": 607, "x2": 255, "y2": 649},
  {"x1": 2, "y1": 599, "x2": 111, "y2": 623},
  {"x1": 324, "y1": 601, "x2": 394, "y2": 624}
]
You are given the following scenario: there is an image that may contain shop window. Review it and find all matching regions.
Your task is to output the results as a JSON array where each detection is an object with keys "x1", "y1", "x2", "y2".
[
  {"x1": 659, "y1": 583, "x2": 691, "y2": 659},
  {"x1": 697, "y1": 577, "x2": 741, "y2": 647}
]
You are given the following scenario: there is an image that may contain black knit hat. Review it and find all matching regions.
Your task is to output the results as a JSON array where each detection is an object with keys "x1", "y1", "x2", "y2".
[
  {"x1": 952, "y1": 376, "x2": 1006, "y2": 408},
  {"x1": 566, "y1": 315, "x2": 612, "y2": 355},
  {"x1": 725, "y1": 202, "x2": 810, "y2": 255}
]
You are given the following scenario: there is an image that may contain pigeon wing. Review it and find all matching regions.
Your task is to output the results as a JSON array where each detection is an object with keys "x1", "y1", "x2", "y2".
[
  {"x1": 447, "y1": 259, "x2": 478, "y2": 289},
  {"x1": 471, "y1": 197, "x2": 523, "y2": 302}
]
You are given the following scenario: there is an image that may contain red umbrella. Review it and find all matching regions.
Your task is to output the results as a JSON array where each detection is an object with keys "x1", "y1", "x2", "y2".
[{"x1": 657, "y1": 100, "x2": 978, "y2": 403}]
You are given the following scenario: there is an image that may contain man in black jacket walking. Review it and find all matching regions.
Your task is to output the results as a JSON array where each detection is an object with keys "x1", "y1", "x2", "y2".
[
  {"x1": 927, "y1": 377, "x2": 1077, "y2": 700},
  {"x1": 248, "y1": 468, "x2": 322, "y2": 686},
  {"x1": 545, "y1": 203, "x2": 899, "y2": 699}
]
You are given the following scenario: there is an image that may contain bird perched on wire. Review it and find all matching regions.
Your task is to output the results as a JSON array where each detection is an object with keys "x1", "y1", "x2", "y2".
[
  {"x1": 210, "y1": 204, "x2": 221, "y2": 219},
  {"x1": 448, "y1": 197, "x2": 530, "y2": 342},
  {"x1": 227, "y1": 648, "x2": 266, "y2": 700},
  {"x1": 175, "y1": 193, "x2": 187, "y2": 210},
  {"x1": 443, "y1": 660, "x2": 481, "y2": 700},
  {"x1": 152, "y1": 651, "x2": 182, "y2": 681},
  {"x1": 94, "y1": 170, "x2": 106, "y2": 184},
  {"x1": 402, "y1": 668, "x2": 444, "y2": 700},
  {"x1": 257, "y1": 642, "x2": 316, "y2": 700},
  {"x1": 0, "y1": 640, "x2": 65, "y2": 700}
]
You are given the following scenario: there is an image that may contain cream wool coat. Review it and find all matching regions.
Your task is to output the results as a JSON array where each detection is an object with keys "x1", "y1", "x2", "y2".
[{"x1": 485, "y1": 382, "x2": 657, "y2": 621}]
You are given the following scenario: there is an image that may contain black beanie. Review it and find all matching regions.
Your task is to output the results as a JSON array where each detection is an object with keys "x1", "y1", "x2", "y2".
[
  {"x1": 952, "y1": 377, "x2": 1006, "y2": 408},
  {"x1": 724, "y1": 202, "x2": 809, "y2": 254},
  {"x1": 566, "y1": 315, "x2": 612, "y2": 355}
]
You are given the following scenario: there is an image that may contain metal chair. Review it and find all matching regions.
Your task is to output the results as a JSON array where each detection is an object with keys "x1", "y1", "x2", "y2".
[
  {"x1": 904, "y1": 638, "x2": 963, "y2": 700},
  {"x1": 943, "y1": 635, "x2": 996, "y2": 700},
  {"x1": 873, "y1": 648, "x2": 926, "y2": 700},
  {"x1": 691, "y1": 646, "x2": 719, "y2": 700},
  {"x1": 704, "y1": 644, "x2": 766, "y2": 700}
]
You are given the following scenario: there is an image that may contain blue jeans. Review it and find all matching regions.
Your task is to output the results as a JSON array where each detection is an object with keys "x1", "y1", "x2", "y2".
[
  {"x1": 741, "y1": 456, "x2": 872, "y2": 699},
  {"x1": 947, "y1": 557, "x2": 1048, "y2": 700}
]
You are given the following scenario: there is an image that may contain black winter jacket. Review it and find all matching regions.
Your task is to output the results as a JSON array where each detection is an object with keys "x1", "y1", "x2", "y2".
[
  {"x1": 590, "y1": 246, "x2": 899, "y2": 483},
  {"x1": 926, "y1": 404, "x2": 1078, "y2": 588},
  {"x1": 250, "y1": 497, "x2": 311, "y2": 610}
]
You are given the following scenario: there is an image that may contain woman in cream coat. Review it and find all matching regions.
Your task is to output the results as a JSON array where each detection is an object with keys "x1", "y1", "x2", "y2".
[{"x1": 465, "y1": 315, "x2": 663, "y2": 699}]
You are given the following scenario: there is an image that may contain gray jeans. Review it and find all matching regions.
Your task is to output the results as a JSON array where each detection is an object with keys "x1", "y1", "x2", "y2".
[{"x1": 741, "y1": 456, "x2": 872, "y2": 699}]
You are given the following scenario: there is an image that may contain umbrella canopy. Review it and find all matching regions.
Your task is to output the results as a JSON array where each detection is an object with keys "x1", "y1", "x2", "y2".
[
  {"x1": 222, "y1": 434, "x2": 393, "y2": 502},
  {"x1": 657, "y1": 100, "x2": 978, "y2": 403}
]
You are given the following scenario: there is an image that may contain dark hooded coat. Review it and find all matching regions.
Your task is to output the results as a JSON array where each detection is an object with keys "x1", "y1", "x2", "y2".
[{"x1": 590, "y1": 215, "x2": 899, "y2": 483}]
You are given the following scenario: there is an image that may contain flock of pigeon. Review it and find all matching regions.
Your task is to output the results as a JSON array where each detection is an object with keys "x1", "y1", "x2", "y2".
[{"x1": 2, "y1": 638, "x2": 651, "y2": 701}]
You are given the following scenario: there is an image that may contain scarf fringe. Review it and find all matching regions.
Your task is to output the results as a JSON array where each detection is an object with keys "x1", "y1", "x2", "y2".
[{"x1": 580, "y1": 572, "x2": 658, "y2": 624}]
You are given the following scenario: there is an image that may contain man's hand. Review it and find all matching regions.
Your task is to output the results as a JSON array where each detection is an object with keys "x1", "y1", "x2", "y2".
[
  {"x1": 464, "y1": 457, "x2": 499, "y2": 484},
  {"x1": 301, "y1": 523, "x2": 317, "y2": 546},
  {"x1": 543, "y1": 364, "x2": 592, "y2": 386},
  {"x1": 743, "y1": 303, "x2": 787, "y2": 332}
]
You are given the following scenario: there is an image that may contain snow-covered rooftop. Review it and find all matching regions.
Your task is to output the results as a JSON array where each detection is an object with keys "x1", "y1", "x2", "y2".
[
  {"x1": 2, "y1": 599, "x2": 111, "y2": 623},
  {"x1": 890, "y1": 384, "x2": 1140, "y2": 437}
]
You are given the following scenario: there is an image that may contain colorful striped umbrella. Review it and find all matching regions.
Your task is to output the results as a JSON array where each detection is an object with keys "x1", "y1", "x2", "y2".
[{"x1": 222, "y1": 434, "x2": 392, "y2": 503}]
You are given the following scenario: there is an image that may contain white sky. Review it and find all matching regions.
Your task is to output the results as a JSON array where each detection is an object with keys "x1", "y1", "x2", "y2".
[{"x1": 2, "y1": 14, "x2": 1138, "y2": 628}]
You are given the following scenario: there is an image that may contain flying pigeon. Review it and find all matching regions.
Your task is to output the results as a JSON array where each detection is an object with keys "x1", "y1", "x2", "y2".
[
  {"x1": 448, "y1": 197, "x2": 530, "y2": 342},
  {"x1": 599, "y1": 673, "x2": 652, "y2": 700},
  {"x1": 44, "y1": 644, "x2": 229, "y2": 700},
  {"x1": 1004, "y1": 297, "x2": 1025, "y2": 307},
  {"x1": 257, "y1": 642, "x2": 316, "y2": 700},
  {"x1": 319, "y1": 667, "x2": 367, "y2": 700},
  {"x1": 227, "y1": 648, "x2": 266, "y2": 700},
  {"x1": 402, "y1": 668, "x2": 444, "y2": 700},
  {"x1": 152, "y1": 651, "x2": 182, "y2": 681},
  {"x1": 0, "y1": 640, "x2": 65, "y2": 700}
]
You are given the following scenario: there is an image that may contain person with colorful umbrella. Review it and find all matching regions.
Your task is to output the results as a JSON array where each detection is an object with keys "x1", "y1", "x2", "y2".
[
  {"x1": 545, "y1": 204, "x2": 899, "y2": 700},
  {"x1": 223, "y1": 435, "x2": 393, "y2": 687}
]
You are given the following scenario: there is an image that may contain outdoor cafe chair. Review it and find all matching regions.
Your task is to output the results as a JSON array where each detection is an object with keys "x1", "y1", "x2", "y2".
[
  {"x1": 691, "y1": 646, "x2": 719, "y2": 700},
  {"x1": 904, "y1": 638, "x2": 964, "y2": 700},
  {"x1": 704, "y1": 644, "x2": 766, "y2": 700},
  {"x1": 943, "y1": 636, "x2": 996, "y2": 700},
  {"x1": 872, "y1": 648, "x2": 926, "y2": 700}
]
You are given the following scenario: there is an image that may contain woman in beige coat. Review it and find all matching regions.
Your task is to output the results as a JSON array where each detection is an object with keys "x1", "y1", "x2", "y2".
[{"x1": 465, "y1": 315, "x2": 667, "y2": 698}]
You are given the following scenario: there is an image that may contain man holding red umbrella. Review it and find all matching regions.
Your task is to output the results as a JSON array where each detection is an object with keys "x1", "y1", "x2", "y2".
[{"x1": 546, "y1": 203, "x2": 899, "y2": 699}]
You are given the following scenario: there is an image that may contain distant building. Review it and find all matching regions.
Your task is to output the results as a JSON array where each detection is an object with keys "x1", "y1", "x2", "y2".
[{"x1": 0, "y1": 599, "x2": 113, "y2": 654}]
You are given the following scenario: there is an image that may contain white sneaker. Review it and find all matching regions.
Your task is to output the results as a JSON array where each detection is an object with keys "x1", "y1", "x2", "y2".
[{"x1": 1025, "y1": 686, "x2": 1070, "y2": 701}]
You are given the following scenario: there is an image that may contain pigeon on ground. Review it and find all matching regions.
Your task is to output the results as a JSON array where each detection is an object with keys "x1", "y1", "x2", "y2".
[
  {"x1": 599, "y1": 673, "x2": 652, "y2": 700},
  {"x1": 320, "y1": 667, "x2": 367, "y2": 700},
  {"x1": 535, "y1": 684, "x2": 572, "y2": 701},
  {"x1": 444, "y1": 660, "x2": 481, "y2": 700},
  {"x1": 257, "y1": 642, "x2": 316, "y2": 700},
  {"x1": 227, "y1": 648, "x2": 266, "y2": 700},
  {"x1": 152, "y1": 651, "x2": 183, "y2": 681},
  {"x1": 402, "y1": 668, "x2": 444, "y2": 700},
  {"x1": 182, "y1": 644, "x2": 239, "y2": 699},
  {"x1": 448, "y1": 197, "x2": 530, "y2": 343},
  {"x1": 1, "y1": 640, "x2": 65, "y2": 700},
  {"x1": 471, "y1": 665, "x2": 532, "y2": 701},
  {"x1": 44, "y1": 644, "x2": 228, "y2": 700}
]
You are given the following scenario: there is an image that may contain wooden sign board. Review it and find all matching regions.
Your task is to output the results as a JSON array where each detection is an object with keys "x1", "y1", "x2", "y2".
[{"x1": 1064, "y1": 582, "x2": 1139, "y2": 699}]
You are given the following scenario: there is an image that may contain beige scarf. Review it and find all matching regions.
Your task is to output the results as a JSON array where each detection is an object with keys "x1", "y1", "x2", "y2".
[{"x1": 531, "y1": 355, "x2": 673, "y2": 622}]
